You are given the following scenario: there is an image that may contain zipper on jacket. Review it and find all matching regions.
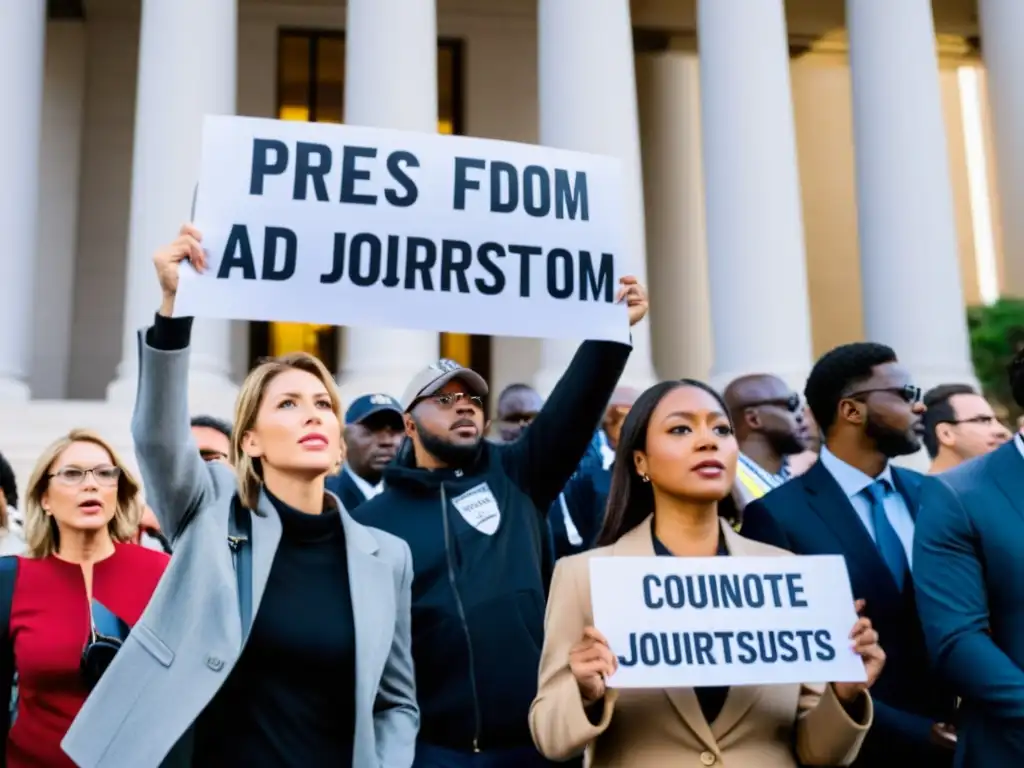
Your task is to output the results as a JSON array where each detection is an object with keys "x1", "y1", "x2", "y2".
[{"x1": 440, "y1": 483, "x2": 483, "y2": 752}]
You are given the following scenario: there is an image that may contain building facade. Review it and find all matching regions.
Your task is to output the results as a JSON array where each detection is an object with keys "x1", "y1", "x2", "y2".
[{"x1": 1, "y1": 0, "x2": 1021, "y2": 484}]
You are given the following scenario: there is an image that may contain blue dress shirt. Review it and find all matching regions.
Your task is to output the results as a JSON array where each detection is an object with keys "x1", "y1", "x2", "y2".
[{"x1": 818, "y1": 446, "x2": 915, "y2": 567}]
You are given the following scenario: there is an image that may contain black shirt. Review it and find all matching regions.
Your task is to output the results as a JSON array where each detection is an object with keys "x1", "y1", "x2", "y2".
[
  {"x1": 194, "y1": 492, "x2": 357, "y2": 767},
  {"x1": 652, "y1": 528, "x2": 730, "y2": 725}
]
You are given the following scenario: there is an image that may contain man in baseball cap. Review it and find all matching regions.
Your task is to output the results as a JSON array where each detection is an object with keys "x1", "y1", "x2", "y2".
[
  {"x1": 326, "y1": 393, "x2": 404, "y2": 511},
  {"x1": 400, "y1": 359, "x2": 489, "y2": 413},
  {"x1": 353, "y1": 277, "x2": 650, "y2": 766}
]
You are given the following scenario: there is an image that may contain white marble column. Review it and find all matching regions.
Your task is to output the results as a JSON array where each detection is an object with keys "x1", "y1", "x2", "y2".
[
  {"x1": 0, "y1": 1, "x2": 46, "y2": 401},
  {"x1": 979, "y1": 0, "x2": 1024, "y2": 297},
  {"x1": 699, "y1": 0, "x2": 814, "y2": 393},
  {"x1": 107, "y1": 0, "x2": 238, "y2": 412},
  {"x1": 534, "y1": 0, "x2": 658, "y2": 395},
  {"x1": 636, "y1": 49, "x2": 713, "y2": 381},
  {"x1": 336, "y1": 0, "x2": 440, "y2": 402},
  {"x1": 847, "y1": 0, "x2": 976, "y2": 390}
]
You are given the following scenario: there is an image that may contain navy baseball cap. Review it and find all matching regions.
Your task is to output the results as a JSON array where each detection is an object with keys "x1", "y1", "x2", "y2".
[{"x1": 344, "y1": 394, "x2": 403, "y2": 426}]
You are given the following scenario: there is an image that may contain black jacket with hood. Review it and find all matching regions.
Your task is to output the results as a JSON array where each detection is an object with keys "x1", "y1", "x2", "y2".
[{"x1": 353, "y1": 339, "x2": 631, "y2": 752}]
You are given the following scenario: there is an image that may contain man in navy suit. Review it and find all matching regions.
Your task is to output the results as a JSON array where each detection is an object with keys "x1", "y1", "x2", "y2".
[
  {"x1": 913, "y1": 350, "x2": 1024, "y2": 764},
  {"x1": 326, "y1": 393, "x2": 404, "y2": 511},
  {"x1": 742, "y1": 342, "x2": 955, "y2": 766}
]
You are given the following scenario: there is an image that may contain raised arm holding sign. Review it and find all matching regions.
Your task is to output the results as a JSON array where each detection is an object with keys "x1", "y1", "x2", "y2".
[
  {"x1": 530, "y1": 381, "x2": 883, "y2": 768},
  {"x1": 175, "y1": 115, "x2": 633, "y2": 345}
]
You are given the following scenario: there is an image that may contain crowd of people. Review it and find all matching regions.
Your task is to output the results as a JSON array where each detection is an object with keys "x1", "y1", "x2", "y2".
[{"x1": 0, "y1": 221, "x2": 1019, "y2": 767}]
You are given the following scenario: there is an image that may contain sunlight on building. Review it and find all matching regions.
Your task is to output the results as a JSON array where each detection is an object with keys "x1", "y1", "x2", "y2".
[{"x1": 958, "y1": 66, "x2": 999, "y2": 306}]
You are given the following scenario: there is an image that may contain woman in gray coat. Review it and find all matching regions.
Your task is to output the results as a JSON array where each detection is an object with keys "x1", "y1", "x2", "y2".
[{"x1": 62, "y1": 224, "x2": 418, "y2": 768}]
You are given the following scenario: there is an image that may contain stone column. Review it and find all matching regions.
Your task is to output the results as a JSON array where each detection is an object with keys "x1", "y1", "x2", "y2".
[
  {"x1": 107, "y1": 0, "x2": 238, "y2": 412},
  {"x1": 336, "y1": 0, "x2": 441, "y2": 402},
  {"x1": 979, "y1": 0, "x2": 1024, "y2": 297},
  {"x1": 534, "y1": 0, "x2": 658, "y2": 395},
  {"x1": 698, "y1": 0, "x2": 814, "y2": 392},
  {"x1": 847, "y1": 0, "x2": 976, "y2": 390},
  {"x1": 636, "y1": 48, "x2": 713, "y2": 381},
  {"x1": 0, "y1": 1, "x2": 46, "y2": 401}
]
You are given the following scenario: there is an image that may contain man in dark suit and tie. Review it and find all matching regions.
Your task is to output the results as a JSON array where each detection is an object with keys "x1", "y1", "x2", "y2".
[
  {"x1": 326, "y1": 393, "x2": 404, "y2": 511},
  {"x1": 742, "y1": 342, "x2": 955, "y2": 766},
  {"x1": 913, "y1": 350, "x2": 1024, "y2": 765}
]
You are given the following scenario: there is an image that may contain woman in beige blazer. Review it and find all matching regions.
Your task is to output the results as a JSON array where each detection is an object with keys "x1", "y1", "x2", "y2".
[{"x1": 530, "y1": 380, "x2": 885, "y2": 768}]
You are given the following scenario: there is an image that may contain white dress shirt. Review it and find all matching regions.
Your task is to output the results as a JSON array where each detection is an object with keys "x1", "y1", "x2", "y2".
[{"x1": 345, "y1": 464, "x2": 384, "y2": 501}]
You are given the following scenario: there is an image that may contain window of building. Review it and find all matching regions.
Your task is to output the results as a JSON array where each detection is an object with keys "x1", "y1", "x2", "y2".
[{"x1": 253, "y1": 31, "x2": 489, "y2": 394}]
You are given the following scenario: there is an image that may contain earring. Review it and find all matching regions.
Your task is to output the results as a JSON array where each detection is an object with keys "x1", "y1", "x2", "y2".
[{"x1": 641, "y1": 473, "x2": 650, "y2": 483}]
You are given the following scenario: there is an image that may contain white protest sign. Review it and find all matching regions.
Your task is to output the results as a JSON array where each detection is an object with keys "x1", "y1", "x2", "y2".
[
  {"x1": 589, "y1": 555, "x2": 866, "y2": 688},
  {"x1": 175, "y1": 115, "x2": 631, "y2": 343}
]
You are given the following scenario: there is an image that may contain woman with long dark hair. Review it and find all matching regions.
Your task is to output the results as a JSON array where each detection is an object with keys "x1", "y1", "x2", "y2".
[{"x1": 530, "y1": 380, "x2": 885, "y2": 767}]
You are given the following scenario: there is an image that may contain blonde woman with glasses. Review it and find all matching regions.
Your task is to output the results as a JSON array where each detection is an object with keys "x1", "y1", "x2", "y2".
[
  {"x1": 0, "y1": 430, "x2": 168, "y2": 767},
  {"x1": 63, "y1": 224, "x2": 418, "y2": 768}
]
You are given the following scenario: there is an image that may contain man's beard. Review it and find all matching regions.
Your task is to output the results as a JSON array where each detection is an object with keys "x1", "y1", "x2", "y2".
[
  {"x1": 865, "y1": 412, "x2": 920, "y2": 458},
  {"x1": 416, "y1": 421, "x2": 482, "y2": 469},
  {"x1": 765, "y1": 428, "x2": 806, "y2": 458}
]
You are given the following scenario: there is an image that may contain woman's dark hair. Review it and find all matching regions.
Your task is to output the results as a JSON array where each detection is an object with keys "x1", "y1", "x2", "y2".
[
  {"x1": 0, "y1": 452, "x2": 16, "y2": 509},
  {"x1": 596, "y1": 379, "x2": 732, "y2": 546}
]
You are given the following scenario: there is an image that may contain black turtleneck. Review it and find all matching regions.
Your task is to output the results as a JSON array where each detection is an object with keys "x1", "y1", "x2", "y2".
[{"x1": 194, "y1": 492, "x2": 356, "y2": 767}]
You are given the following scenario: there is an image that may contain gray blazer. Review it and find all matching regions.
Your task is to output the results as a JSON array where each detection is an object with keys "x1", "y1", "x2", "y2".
[{"x1": 61, "y1": 330, "x2": 418, "y2": 767}]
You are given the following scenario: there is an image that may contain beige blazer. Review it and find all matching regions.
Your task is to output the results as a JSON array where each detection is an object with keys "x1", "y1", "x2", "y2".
[{"x1": 529, "y1": 516, "x2": 872, "y2": 768}]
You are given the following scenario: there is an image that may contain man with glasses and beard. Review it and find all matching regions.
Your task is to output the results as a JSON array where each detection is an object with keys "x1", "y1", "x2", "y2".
[
  {"x1": 742, "y1": 342, "x2": 956, "y2": 767},
  {"x1": 353, "y1": 278, "x2": 648, "y2": 768},
  {"x1": 723, "y1": 374, "x2": 810, "y2": 511}
]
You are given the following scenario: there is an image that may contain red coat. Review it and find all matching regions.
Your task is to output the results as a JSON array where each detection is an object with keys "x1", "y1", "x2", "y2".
[{"x1": 7, "y1": 543, "x2": 168, "y2": 767}]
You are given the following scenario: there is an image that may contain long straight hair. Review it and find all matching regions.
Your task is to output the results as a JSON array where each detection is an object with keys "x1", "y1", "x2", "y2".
[{"x1": 596, "y1": 379, "x2": 733, "y2": 547}]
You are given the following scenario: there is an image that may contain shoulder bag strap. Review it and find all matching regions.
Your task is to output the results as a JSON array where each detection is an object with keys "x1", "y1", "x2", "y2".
[{"x1": 227, "y1": 500, "x2": 253, "y2": 641}]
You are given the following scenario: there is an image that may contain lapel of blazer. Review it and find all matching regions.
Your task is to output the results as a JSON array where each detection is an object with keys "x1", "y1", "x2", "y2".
[
  {"x1": 891, "y1": 467, "x2": 922, "y2": 520},
  {"x1": 708, "y1": 524, "x2": 762, "y2": 741},
  {"x1": 341, "y1": 506, "x2": 394, "y2": 717},
  {"x1": 985, "y1": 439, "x2": 1024, "y2": 521},
  {"x1": 612, "y1": 516, "x2": 718, "y2": 753},
  {"x1": 248, "y1": 490, "x2": 283, "y2": 634},
  {"x1": 800, "y1": 463, "x2": 895, "y2": 591}
]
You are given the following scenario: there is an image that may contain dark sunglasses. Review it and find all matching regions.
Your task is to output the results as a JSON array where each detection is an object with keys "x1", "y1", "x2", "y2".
[
  {"x1": 740, "y1": 392, "x2": 802, "y2": 413},
  {"x1": 500, "y1": 412, "x2": 538, "y2": 426},
  {"x1": 80, "y1": 599, "x2": 130, "y2": 690},
  {"x1": 845, "y1": 385, "x2": 922, "y2": 404}
]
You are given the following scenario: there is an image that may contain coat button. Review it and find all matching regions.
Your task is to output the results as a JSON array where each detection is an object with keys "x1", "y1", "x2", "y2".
[
  {"x1": 700, "y1": 752, "x2": 717, "y2": 766},
  {"x1": 206, "y1": 655, "x2": 224, "y2": 672}
]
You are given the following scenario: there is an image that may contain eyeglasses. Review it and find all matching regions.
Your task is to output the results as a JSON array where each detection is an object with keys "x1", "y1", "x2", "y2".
[
  {"x1": 424, "y1": 392, "x2": 484, "y2": 410},
  {"x1": 740, "y1": 393, "x2": 802, "y2": 413},
  {"x1": 49, "y1": 466, "x2": 121, "y2": 486},
  {"x1": 844, "y1": 385, "x2": 922, "y2": 404},
  {"x1": 943, "y1": 415, "x2": 998, "y2": 427}
]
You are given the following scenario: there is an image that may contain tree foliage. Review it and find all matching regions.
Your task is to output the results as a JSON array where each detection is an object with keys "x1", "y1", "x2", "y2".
[{"x1": 967, "y1": 298, "x2": 1024, "y2": 419}]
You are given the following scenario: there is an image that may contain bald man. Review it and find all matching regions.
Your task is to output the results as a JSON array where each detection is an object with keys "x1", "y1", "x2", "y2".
[{"x1": 723, "y1": 374, "x2": 810, "y2": 510}]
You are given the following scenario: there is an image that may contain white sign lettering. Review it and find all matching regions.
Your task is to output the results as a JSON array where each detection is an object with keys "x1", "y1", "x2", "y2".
[
  {"x1": 589, "y1": 555, "x2": 866, "y2": 688},
  {"x1": 175, "y1": 116, "x2": 631, "y2": 344}
]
